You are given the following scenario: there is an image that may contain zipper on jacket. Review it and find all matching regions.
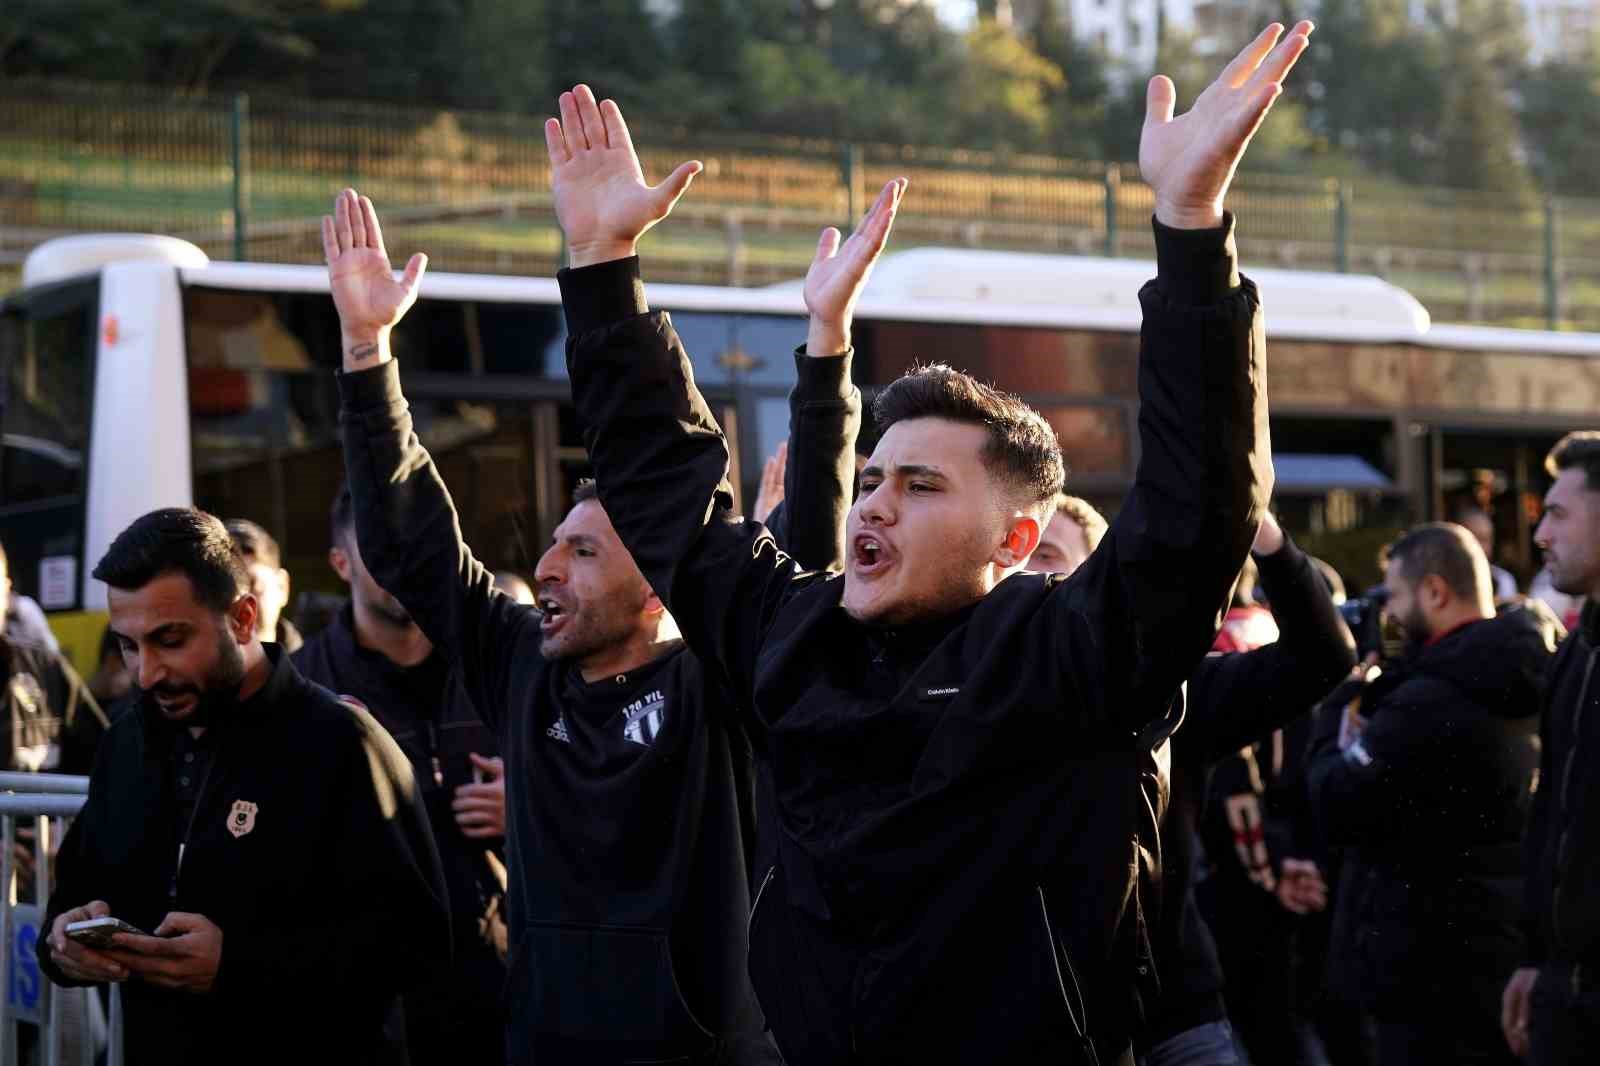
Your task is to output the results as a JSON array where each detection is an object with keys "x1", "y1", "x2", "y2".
[
  {"x1": 425, "y1": 721, "x2": 444, "y2": 788},
  {"x1": 1036, "y1": 884, "x2": 1093, "y2": 1056},
  {"x1": 745, "y1": 866, "x2": 795, "y2": 1064}
]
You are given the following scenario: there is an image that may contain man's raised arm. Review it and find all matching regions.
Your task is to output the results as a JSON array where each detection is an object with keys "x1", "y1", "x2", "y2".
[
  {"x1": 549, "y1": 86, "x2": 899, "y2": 694},
  {"x1": 324, "y1": 189, "x2": 537, "y2": 730},
  {"x1": 1055, "y1": 22, "x2": 1311, "y2": 729}
]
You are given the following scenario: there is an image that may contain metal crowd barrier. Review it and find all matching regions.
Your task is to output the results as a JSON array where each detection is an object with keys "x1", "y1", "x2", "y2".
[{"x1": 0, "y1": 776, "x2": 123, "y2": 1066}]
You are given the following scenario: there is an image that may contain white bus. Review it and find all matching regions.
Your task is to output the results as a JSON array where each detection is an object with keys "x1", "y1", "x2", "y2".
[{"x1": 4, "y1": 233, "x2": 1592, "y2": 668}]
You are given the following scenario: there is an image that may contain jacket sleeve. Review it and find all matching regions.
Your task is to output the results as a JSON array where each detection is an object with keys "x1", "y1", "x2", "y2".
[
  {"x1": 38, "y1": 733, "x2": 118, "y2": 988},
  {"x1": 1305, "y1": 677, "x2": 1431, "y2": 846},
  {"x1": 337, "y1": 360, "x2": 541, "y2": 734},
  {"x1": 562, "y1": 258, "x2": 826, "y2": 702},
  {"x1": 1049, "y1": 216, "x2": 1273, "y2": 733},
  {"x1": 1523, "y1": 649, "x2": 1562, "y2": 965},
  {"x1": 212, "y1": 707, "x2": 451, "y2": 1003},
  {"x1": 1185, "y1": 536, "x2": 1357, "y2": 764},
  {"x1": 768, "y1": 347, "x2": 860, "y2": 572}
]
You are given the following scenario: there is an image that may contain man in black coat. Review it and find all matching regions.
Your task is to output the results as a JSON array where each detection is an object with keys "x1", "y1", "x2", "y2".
[
  {"x1": 294, "y1": 488, "x2": 508, "y2": 1065},
  {"x1": 1505, "y1": 431, "x2": 1600, "y2": 1064},
  {"x1": 546, "y1": 21, "x2": 1306, "y2": 1062},
  {"x1": 321, "y1": 166, "x2": 884, "y2": 1062},
  {"x1": 1309, "y1": 523, "x2": 1555, "y2": 1066},
  {"x1": 38, "y1": 507, "x2": 450, "y2": 1066}
]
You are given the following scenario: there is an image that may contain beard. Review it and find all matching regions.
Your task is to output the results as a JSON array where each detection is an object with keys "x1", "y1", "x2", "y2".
[
  {"x1": 1396, "y1": 603, "x2": 1432, "y2": 660},
  {"x1": 147, "y1": 632, "x2": 247, "y2": 727},
  {"x1": 539, "y1": 597, "x2": 642, "y2": 665}
]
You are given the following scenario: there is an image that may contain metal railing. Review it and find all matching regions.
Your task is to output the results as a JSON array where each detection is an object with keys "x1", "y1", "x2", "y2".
[
  {"x1": 0, "y1": 777, "x2": 122, "y2": 1066},
  {"x1": 2, "y1": 77, "x2": 1599, "y2": 329}
]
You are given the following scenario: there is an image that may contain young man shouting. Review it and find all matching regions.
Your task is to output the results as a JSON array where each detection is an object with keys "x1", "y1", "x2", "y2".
[{"x1": 545, "y1": 20, "x2": 1306, "y2": 1065}]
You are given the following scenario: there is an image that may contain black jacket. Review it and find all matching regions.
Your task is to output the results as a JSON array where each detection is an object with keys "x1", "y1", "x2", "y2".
[
  {"x1": 38, "y1": 645, "x2": 450, "y2": 1066},
  {"x1": 2, "y1": 634, "x2": 108, "y2": 774},
  {"x1": 562, "y1": 216, "x2": 1271, "y2": 1065},
  {"x1": 1141, "y1": 536, "x2": 1356, "y2": 1046},
  {"x1": 293, "y1": 607, "x2": 506, "y2": 1062},
  {"x1": 1307, "y1": 605, "x2": 1557, "y2": 1013},
  {"x1": 337, "y1": 349, "x2": 857, "y2": 1065},
  {"x1": 1526, "y1": 599, "x2": 1600, "y2": 969}
]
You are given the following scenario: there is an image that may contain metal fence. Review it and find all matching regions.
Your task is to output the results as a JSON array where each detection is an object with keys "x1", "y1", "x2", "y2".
[
  {"x1": 3, "y1": 77, "x2": 1598, "y2": 329},
  {"x1": 0, "y1": 775, "x2": 122, "y2": 1066}
]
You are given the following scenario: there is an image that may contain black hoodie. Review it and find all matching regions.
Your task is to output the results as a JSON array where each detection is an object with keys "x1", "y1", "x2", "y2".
[
  {"x1": 1307, "y1": 604, "x2": 1558, "y2": 1015},
  {"x1": 337, "y1": 348, "x2": 858, "y2": 1065}
]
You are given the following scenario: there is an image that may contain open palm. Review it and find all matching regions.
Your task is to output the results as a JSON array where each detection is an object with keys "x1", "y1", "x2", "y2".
[
  {"x1": 805, "y1": 178, "x2": 906, "y2": 329},
  {"x1": 1140, "y1": 21, "x2": 1313, "y2": 227},
  {"x1": 545, "y1": 86, "x2": 702, "y2": 266},
  {"x1": 322, "y1": 188, "x2": 426, "y2": 341}
]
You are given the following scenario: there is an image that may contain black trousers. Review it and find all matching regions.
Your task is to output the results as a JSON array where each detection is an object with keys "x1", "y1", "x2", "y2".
[{"x1": 1530, "y1": 962, "x2": 1600, "y2": 1066}]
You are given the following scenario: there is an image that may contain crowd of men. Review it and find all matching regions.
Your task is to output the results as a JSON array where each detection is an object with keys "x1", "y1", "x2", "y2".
[{"x1": 1, "y1": 19, "x2": 1597, "y2": 1066}]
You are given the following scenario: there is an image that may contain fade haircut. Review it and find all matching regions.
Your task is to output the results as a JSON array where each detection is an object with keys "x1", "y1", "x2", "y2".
[
  {"x1": 872, "y1": 365, "x2": 1065, "y2": 511},
  {"x1": 1546, "y1": 432, "x2": 1600, "y2": 493},
  {"x1": 225, "y1": 518, "x2": 282, "y2": 569},
  {"x1": 330, "y1": 485, "x2": 356, "y2": 547},
  {"x1": 1387, "y1": 522, "x2": 1491, "y2": 605},
  {"x1": 1054, "y1": 494, "x2": 1108, "y2": 552},
  {"x1": 92, "y1": 507, "x2": 249, "y2": 614}
]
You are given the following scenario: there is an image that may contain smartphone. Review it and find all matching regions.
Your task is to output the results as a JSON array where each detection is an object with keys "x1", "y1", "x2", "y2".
[{"x1": 65, "y1": 916, "x2": 146, "y2": 949}]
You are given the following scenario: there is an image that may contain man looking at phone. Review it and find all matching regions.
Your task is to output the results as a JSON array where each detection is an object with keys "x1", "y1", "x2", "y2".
[
  {"x1": 294, "y1": 486, "x2": 508, "y2": 1065},
  {"x1": 37, "y1": 507, "x2": 449, "y2": 1066}
]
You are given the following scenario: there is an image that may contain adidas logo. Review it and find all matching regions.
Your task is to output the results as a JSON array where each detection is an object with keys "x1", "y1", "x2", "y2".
[{"x1": 546, "y1": 716, "x2": 571, "y2": 744}]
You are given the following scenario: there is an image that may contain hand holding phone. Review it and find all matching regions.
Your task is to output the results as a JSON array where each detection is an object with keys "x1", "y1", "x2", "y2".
[
  {"x1": 48, "y1": 902, "x2": 130, "y2": 983},
  {"x1": 65, "y1": 916, "x2": 148, "y2": 950}
]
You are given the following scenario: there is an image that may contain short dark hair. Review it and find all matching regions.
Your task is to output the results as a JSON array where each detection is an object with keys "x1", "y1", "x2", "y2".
[
  {"x1": 1547, "y1": 432, "x2": 1600, "y2": 493},
  {"x1": 572, "y1": 479, "x2": 599, "y2": 506},
  {"x1": 1387, "y1": 522, "x2": 1489, "y2": 604},
  {"x1": 330, "y1": 485, "x2": 355, "y2": 546},
  {"x1": 92, "y1": 507, "x2": 249, "y2": 614},
  {"x1": 225, "y1": 518, "x2": 282, "y2": 569},
  {"x1": 871, "y1": 365, "x2": 1064, "y2": 509}
]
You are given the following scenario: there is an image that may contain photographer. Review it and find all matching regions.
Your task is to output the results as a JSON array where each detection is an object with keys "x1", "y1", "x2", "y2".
[{"x1": 1307, "y1": 523, "x2": 1557, "y2": 1065}]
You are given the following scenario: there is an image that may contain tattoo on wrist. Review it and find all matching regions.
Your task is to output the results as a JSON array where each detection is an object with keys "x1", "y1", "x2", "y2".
[{"x1": 348, "y1": 341, "x2": 380, "y2": 361}]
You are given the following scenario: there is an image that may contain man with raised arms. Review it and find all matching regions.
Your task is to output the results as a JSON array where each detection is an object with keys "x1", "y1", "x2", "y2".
[
  {"x1": 547, "y1": 20, "x2": 1307, "y2": 1065},
  {"x1": 324, "y1": 172, "x2": 898, "y2": 1061}
]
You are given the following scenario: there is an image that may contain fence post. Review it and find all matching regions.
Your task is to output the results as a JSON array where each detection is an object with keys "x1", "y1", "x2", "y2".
[
  {"x1": 1334, "y1": 180, "x2": 1351, "y2": 273},
  {"x1": 842, "y1": 143, "x2": 863, "y2": 232},
  {"x1": 1103, "y1": 164, "x2": 1120, "y2": 258},
  {"x1": 231, "y1": 93, "x2": 251, "y2": 262},
  {"x1": 1544, "y1": 197, "x2": 1560, "y2": 331}
]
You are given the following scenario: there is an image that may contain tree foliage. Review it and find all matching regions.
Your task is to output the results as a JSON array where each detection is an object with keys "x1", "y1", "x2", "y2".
[{"x1": 0, "y1": 0, "x2": 1582, "y2": 194}]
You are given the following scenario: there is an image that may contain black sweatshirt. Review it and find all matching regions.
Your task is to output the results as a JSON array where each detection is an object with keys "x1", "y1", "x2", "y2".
[
  {"x1": 293, "y1": 608, "x2": 507, "y2": 1063},
  {"x1": 337, "y1": 349, "x2": 858, "y2": 1065},
  {"x1": 38, "y1": 645, "x2": 450, "y2": 1066},
  {"x1": 561, "y1": 216, "x2": 1271, "y2": 1065},
  {"x1": 1139, "y1": 536, "x2": 1356, "y2": 1046}
]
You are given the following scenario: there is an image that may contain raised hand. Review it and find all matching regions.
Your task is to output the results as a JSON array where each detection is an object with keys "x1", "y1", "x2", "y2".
[
  {"x1": 321, "y1": 188, "x2": 427, "y2": 369},
  {"x1": 805, "y1": 178, "x2": 906, "y2": 357},
  {"x1": 1140, "y1": 21, "x2": 1313, "y2": 229},
  {"x1": 545, "y1": 85, "x2": 702, "y2": 269},
  {"x1": 753, "y1": 441, "x2": 788, "y2": 524}
]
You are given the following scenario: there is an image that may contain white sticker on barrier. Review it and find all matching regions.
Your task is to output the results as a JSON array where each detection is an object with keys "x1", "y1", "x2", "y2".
[{"x1": 7, "y1": 903, "x2": 44, "y2": 1024}]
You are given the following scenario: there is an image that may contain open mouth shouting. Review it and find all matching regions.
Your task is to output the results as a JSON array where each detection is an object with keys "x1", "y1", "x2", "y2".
[
  {"x1": 539, "y1": 594, "x2": 572, "y2": 637},
  {"x1": 851, "y1": 532, "x2": 894, "y2": 578}
]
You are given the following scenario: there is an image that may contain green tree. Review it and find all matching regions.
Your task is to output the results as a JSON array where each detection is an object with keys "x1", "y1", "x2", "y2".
[
  {"x1": 1518, "y1": 61, "x2": 1600, "y2": 195},
  {"x1": 934, "y1": 19, "x2": 1066, "y2": 150}
]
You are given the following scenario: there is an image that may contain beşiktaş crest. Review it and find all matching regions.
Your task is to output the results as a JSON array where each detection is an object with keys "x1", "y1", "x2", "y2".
[
  {"x1": 228, "y1": 799, "x2": 259, "y2": 839},
  {"x1": 621, "y1": 690, "x2": 666, "y2": 747}
]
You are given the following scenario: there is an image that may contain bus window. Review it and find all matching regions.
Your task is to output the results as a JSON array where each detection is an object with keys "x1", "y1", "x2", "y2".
[{"x1": 0, "y1": 281, "x2": 98, "y2": 610}]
